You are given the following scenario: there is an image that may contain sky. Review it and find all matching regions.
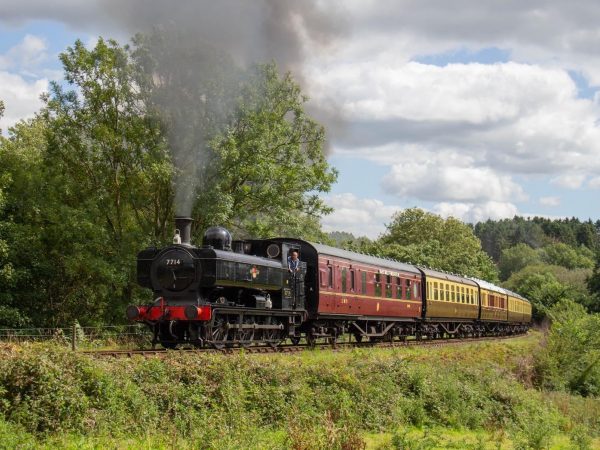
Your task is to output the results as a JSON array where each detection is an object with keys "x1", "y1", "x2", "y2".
[{"x1": 1, "y1": 1, "x2": 600, "y2": 238}]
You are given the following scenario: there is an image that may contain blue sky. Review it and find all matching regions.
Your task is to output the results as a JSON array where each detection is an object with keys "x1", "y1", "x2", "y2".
[{"x1": 2, "y1": 1, "x2": 600, "y2": 238}]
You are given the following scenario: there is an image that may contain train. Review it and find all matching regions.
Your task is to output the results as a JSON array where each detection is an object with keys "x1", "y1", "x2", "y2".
[{"x1": 126, "y1": 217, "x2": 531, "y2": 349}]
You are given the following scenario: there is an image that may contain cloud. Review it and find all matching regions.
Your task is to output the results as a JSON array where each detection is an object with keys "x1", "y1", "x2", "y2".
[
  {"x1": 539, "y1": 196, "x2": 561, "y2": 207},
  {"x1": 0, "y1": 72, "x2": 47, "y2": 132},
  {"x1": 433, "y1": 201, "x2": 519, "y2": 223},
  {"x1": 321, "y1": 193, "x2": 400, "y2": 238},
  {"x1": 382, "y1": 162, "x2": 526, "y2": 203},
  {"x1": 0, "y1": 34, "x2": 48, "y2": 72},
  {"x1": 313, "y1": 61, "x2": 600, "y2": 175},
  {"x1": 312, "y1": 60, "x2": 600, "y2": 214},
  {"x1": 551, "y1": 174, "x2": 587, "y2": 189},
  {"x1": 588, "y1": 177, "x2": 600, "y2": 189}
]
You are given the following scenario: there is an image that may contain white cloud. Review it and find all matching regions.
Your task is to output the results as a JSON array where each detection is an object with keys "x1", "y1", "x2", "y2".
[
  {"x1": 0, "y1": 72, "x2": 47, "y2": 132},
  {"x1": 539, "y1": 196, "x2": 561, "y2": 207},
  {"x1": 382, "y1": 161, "x2": 526, "y2": 203},
  {"x1": 312, "y1": 60, "x2": 600, "y2": 211},
  {"x1": 0, "y1": 34, "x2": 48, "y2": 71},
  {"x1": 433, "y1": 201, "x2": 519, "y2": 223},
  {"x1": 551, "y1": 174, "x2": 586, "y2": 189},
  {"x1": 588, "y1": 177, "x2": 600, "y2": 189},
  {"x1": 321, "y1": 193, "x2": 400, "y2": 238}
]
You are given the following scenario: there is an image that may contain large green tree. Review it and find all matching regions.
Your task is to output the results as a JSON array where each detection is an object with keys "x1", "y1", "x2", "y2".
[
  {"x1": 197, "y1": 64, "x2": 337, "y2": 240},
  {"x1": 352, "y1": 208, "x2": 498, "y2": 281}
]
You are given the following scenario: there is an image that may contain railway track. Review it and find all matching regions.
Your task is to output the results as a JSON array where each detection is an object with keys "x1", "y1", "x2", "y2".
[{"x1": 83, "y1": 333, "x2": 526, "y2": 358}]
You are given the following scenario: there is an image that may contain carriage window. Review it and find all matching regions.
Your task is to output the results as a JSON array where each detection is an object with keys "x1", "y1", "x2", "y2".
[
  {"x1": 327, "y1": 266, "x2": 333, "y2": 288},
  {"x1": 342, "y1": 268, "x2": 347, "y2": 293},
  {"x1": 406, "y1": 280, "x2": 412, "y2": 300},
  {"x1": 396, "y1": 278, "x2": 403, "y2": 299},
  {"x1": 386, "y1": 282, "x2": 392, "y2": 298},
  {"x1": 375, "y1": 273, "x2": 381, "y2": 283},
  {"x1": 386, "y1": 274, "x2": 391, "y2": 284},
  {"x1": 350, "y1": 270, "x2": 355, "y2": 291},
  {"x1": 445, "y1": 284, "x2": 449, "y2": 301},
  {"x1": 461, "y1": 287, "x2": 465, "y2": 303}
]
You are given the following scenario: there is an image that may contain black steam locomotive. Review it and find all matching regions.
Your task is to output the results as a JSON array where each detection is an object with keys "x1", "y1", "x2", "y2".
[{"x1": 127, "y1": 217, "x2": 307, "y2": 348}]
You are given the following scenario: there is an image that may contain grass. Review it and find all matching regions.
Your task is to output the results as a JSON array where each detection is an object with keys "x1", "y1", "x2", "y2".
[{"x1": 0, "y1": 332, "x2": 598, "y2": 449}]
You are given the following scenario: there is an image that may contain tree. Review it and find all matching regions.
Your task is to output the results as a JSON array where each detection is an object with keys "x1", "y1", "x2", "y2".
[
  {"x1": 0, "y1": 116, "x2": 50, "y2": 326},
  {"x1": 371, "y1": 208, "x2": 498, "y2": 281},
  {"x1": 131, "y1": 30, "x2": 337, "y2": 242},
  {"x1": 199, "y1": 64, "x2": 337, "y2": 240},
  {"x1": 540, "y1": 243, "x2": 595, "y2": 270},
  {"x1": 498, "y1": 243, "x2": 541, "y2": 281},
  {"x1": 534, "y1": 300, "x2": 600, "y2": 396},
  {"x1": 504, "y1": 264, "x2": 576, "y2": 320}
]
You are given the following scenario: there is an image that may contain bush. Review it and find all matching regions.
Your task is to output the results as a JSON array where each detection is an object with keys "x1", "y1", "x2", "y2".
[{"x1": 0, "y1": 337, "x2": 596, "y2": 448}]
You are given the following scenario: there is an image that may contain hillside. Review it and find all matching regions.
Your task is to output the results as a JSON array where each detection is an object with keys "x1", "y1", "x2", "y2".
[{"x1": 1, "y1": 333, "x2": 598, "y2": 449}]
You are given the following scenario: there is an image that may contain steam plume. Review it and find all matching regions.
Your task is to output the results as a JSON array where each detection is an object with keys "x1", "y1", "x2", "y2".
[{"x1": 102, "y1": 0, "x2": 346, "y2": 216}]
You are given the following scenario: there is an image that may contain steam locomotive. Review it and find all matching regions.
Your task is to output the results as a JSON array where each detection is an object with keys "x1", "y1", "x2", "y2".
[{"x1": 127, "y1": 217, "x2": 531, "y2": 349}]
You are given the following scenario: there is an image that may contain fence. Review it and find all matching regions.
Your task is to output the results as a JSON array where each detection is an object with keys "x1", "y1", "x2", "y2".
[{"x1": 0, "y1": 324, "x2": 151, "y2": 350}]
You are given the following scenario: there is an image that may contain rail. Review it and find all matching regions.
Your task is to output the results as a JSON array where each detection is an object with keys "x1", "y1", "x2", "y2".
[{"x1": 83, "y1": 333, "x2": 527, "y2": 358}]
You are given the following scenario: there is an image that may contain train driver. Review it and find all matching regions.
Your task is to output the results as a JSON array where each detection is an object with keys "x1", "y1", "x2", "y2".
[{"x1": 288, "y1": 250, "x2": 301, "y2": 273}]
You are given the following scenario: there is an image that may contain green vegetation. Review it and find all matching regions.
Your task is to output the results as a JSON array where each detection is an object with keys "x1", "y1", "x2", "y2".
[
  {"x1": 0, "y1": 334, "x2": 598, "y2": 449},
  {"x1": 340, "y1": 208, "x2": 498, "y2": 281}
]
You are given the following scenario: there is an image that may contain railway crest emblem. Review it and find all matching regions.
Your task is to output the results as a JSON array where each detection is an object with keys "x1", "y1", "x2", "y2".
[{"x1": 250, "y1": 266, "x2": 260, "y2": 279}]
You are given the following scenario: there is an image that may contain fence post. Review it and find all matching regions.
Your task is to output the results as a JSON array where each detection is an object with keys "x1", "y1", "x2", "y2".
[{"x1": 71, "y1": 322, "x2": 77, "y2": 351}]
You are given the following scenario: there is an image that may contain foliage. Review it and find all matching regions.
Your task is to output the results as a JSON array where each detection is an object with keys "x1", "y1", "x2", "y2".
[
  {"x1": 131, "y1": 30, "x2": 337, "y2": 242},
  {"x1": 498, "y1": 243, "x2": 541, "y2": 281},
  {"x1": 200, "y1": 63, "x2": 337, "y2": 240},
  {"x1": 0, "y1": 336, "x2": 597, "y2": 448},
  {"x1": 540, "y1": 243, "x2": 595, "y2": 270},
  {"x1": 586, "y1": 258, "x2": 600, "y2": 314},
  {"x1": 504, "y1": 265, "x2": 572, "y2": 320},
  {"x1": 352, "y1": 208, "x2": 498, "y2": 281},
  {"x1": 475, "y1": 216, "x2": 600, "y2": 262},
  {"x1": 534, "y1": 300, "x2": 600, "y2": 397}
]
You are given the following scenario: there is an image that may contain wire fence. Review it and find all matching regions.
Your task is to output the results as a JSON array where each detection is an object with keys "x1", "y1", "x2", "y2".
[{"x1": 0, "y1": 324, "x2": 152, "y2": 350}]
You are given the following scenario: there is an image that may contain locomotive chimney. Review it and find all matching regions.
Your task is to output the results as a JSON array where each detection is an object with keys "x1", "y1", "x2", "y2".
[{"x1": 174, "y1": 216, "x2": 193, "y2": 246}]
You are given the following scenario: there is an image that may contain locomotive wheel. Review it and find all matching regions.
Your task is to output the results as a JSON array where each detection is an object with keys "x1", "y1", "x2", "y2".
[
  {"x1": 264, "y1": 329, "x2": 282, "y2": 348},
  {"x1": 209, "y1": 317, "x2": 229, "y2": 350},
  {"x1": 237, "y1": 319, "x2": 255, "y2": 348}
]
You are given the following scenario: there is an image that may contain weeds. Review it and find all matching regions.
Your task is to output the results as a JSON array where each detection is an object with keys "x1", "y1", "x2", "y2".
[{"x1": 0, "y1": 335, "x2": 597, "y2": 448}]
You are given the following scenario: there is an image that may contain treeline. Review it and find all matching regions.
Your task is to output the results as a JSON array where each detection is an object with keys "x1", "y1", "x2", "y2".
[
  {"x1": 0, "y1": 34, "x2": 336, "y2": 328},
  {"x1": 474, "y1": 217, "x2": 600, "y2": 317}
]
